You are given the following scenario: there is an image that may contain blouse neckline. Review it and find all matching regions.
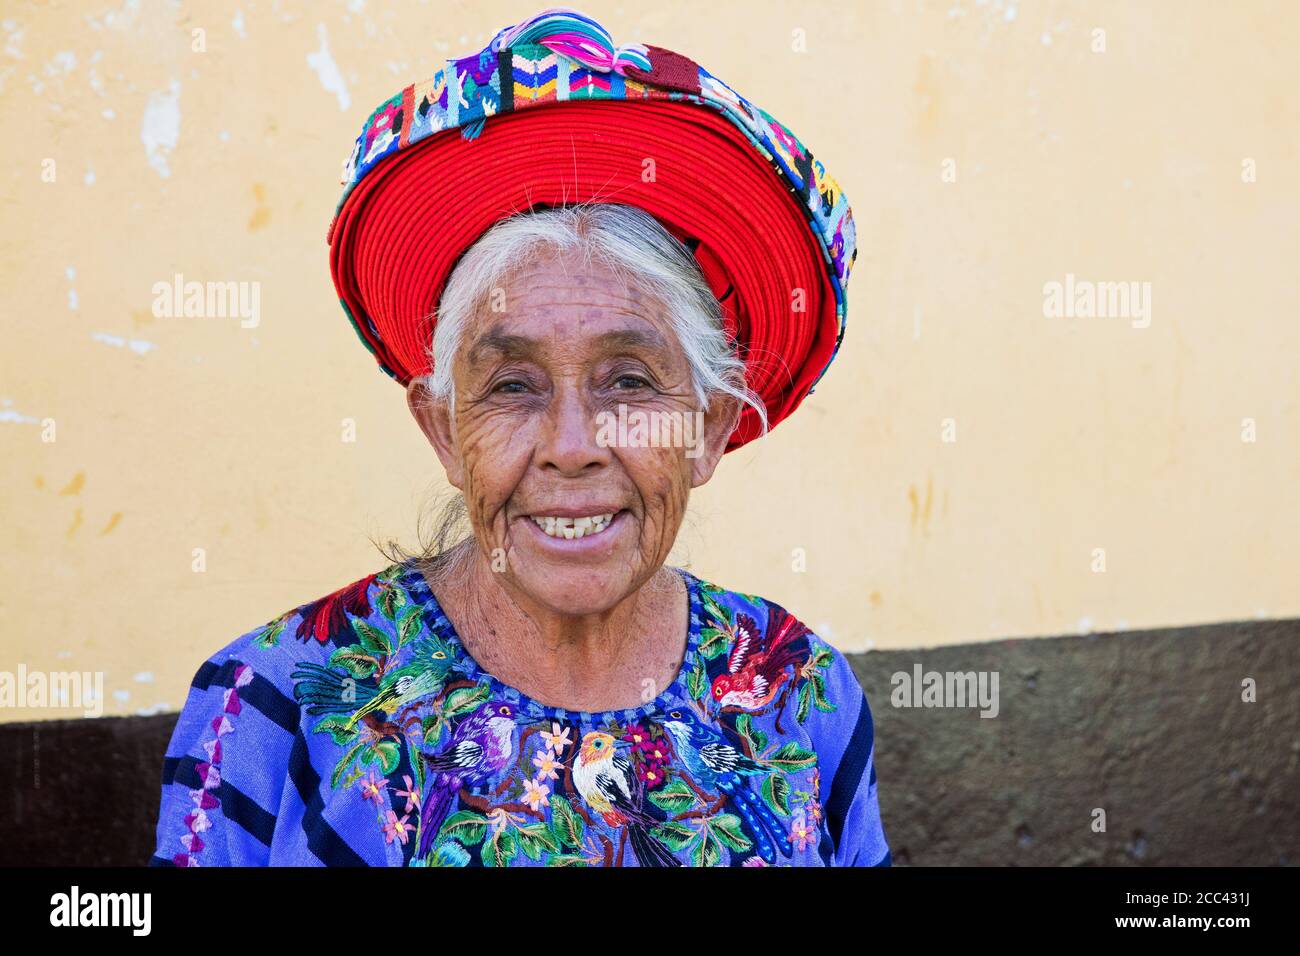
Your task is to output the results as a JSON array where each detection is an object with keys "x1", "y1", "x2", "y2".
[{"x1": 395, "y1": 560, "x2": 706, "y2": 724}]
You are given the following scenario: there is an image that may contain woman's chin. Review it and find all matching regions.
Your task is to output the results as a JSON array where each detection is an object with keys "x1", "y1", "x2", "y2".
[
  {"x1": 509, "y1": 564, "x2": 639, "y2": 617},
  {"x1": 506, "y1": 515, "x2": 647, "y2": 613}
]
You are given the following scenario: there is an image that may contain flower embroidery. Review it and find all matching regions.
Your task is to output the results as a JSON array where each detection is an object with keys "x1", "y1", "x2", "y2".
[
  {"x1": 532, "y1": 749, "x2": 562, "y2": 780},
  {"x1": 359, "y1": 770, "x2": 389, "y2": 806},
  {"x1": 394, "y1": 775, "x2": 421, "y2": 813},
  {"x1": 521, "y1": 777, "x2": 551, "y2": 811},
  {"x1": 540, "y1": 722, "x2": 571, "y2": 752},
  {"x1": 791, "y1": 810, "x2": 815, "y2": 852},
  {"x1": 172, "y1": 663, "x2": 253, "y2": 866},
  {"x1": 287, "y1": 565, "x2": 842, "y2": 866},
  {"x1": 383, "y1": 809, "x2": 413, "y2": 846}
]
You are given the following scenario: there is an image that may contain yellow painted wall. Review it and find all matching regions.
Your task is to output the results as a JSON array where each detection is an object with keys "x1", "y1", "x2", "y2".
[{"x1": 2, "y1": 0, "x2": 1298, "y2": 722}]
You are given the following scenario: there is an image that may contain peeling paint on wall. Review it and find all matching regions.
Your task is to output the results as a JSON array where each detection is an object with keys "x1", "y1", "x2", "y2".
[
  {"x1": 141, "y1": 79, "x2": 180, "y2": 177},
  {"x1": 0, "y1": 399, "x2": 39, "y2": 425},
  {"x1": 92, "y1": 332, "x2": 157, "y2": 355},
  {"x1": 306, "y1": 23, "x2": 350, "y2": 110}
]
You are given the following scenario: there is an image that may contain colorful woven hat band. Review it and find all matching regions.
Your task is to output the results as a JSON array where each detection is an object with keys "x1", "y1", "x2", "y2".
[{"x1": 327, "y1": 8, "x2": 857, "y2": 452}]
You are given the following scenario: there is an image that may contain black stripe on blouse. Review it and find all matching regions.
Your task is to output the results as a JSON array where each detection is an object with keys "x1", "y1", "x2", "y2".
[
  {"x1": 166, "y1": 753, "x2": 279, "y2": 847},
  {"x1": 192, "y1": 658, "x2": 301, "y2": 734},
  {"x1": 288, "y1": 727, "x2": 370, "y2": 867},
  {"x1": 825, "y1": 691, "x2": 875, "y2": 855}
]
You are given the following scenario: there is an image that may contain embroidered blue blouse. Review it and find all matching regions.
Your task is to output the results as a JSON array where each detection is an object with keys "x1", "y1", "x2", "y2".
[{"x1": 149, "y1": 561, "x2": 890, "y2": 867}]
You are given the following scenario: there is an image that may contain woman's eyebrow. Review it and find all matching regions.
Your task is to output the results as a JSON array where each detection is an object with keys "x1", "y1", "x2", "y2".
[
  {"x1": 597, "y1": 328, "x2": 669, "y2": 352},
  {"x1": 466, "y1": 328, "x2": 538, "y2": 365},
  {"x1": 466, "y1": 326, "x2": 670, "y2": 365}
]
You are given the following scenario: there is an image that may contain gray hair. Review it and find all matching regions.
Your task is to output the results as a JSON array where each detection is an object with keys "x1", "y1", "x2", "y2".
[
  {"x1": 422, "y1": 201, "x2": 767, "y2": 432},
  {"x1": 379, "y1": 202, "x2": 764, "y2": 582}
]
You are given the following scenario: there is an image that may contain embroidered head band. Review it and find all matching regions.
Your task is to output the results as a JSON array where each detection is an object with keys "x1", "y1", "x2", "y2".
[{"x1": 327, "y1": 7, "x2": 857, "y2": 451}]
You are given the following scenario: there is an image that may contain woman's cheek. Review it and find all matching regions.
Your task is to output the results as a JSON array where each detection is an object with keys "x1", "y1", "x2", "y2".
[
  {"x1": 459, "y1": 406, "x2": 535, "y2": 469},
  {"x1": 622, "y1": 446, "x2": 692, "y2": 546},
  {"x1": 458, "y1": 412, "x2": 534, "y2": 528}
]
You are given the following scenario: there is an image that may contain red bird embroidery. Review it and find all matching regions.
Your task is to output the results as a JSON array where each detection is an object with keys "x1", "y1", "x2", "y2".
[
  {"x1": 293, "y1": 574, "x2": 377, "y2": 645},
  {"x1": 711, "y1": 603, "x2": 812, "y2": 711}
]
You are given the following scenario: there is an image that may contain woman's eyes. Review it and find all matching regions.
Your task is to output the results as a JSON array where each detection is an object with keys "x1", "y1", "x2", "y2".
[
  {"x1": 488, "y1": 372, "x2": 654, "y2": 394},
  {"x1": 613, "y1": 374, "x2": 653, "y2": 390}
]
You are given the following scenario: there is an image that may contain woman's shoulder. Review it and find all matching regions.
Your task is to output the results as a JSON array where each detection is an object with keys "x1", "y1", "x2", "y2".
[
  {"x1": 192, "y1": 562, "x2": 414, "y2": 691},
  {"x1": 155, "y1": 563, "x2": 411, "y2": 866}
]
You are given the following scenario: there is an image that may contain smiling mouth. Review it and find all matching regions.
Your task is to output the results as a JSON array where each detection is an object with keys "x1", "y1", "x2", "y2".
[{"x1": 529, "y1": 513, "x2": 617, "y2": 541}]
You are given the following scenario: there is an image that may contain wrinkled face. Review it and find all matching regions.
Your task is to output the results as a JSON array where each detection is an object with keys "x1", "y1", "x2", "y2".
[{"x1": 409, "y1": 248, "x2": 737, "y2": 617}]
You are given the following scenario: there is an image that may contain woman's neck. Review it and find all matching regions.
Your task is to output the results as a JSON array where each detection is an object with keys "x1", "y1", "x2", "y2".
[{"x1": 423, "y1": 545, "x2": 689, "y2": 712}]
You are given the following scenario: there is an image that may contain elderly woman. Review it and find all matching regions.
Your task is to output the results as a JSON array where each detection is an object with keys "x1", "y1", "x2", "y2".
[{"x1": 150, "y1": 9, "x2": 888, "y2": 867}]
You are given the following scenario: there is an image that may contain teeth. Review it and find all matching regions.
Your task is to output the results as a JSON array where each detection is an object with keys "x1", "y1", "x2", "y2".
[{"x1": 530, "y1": 512, "x2": 616, "y2": 540}]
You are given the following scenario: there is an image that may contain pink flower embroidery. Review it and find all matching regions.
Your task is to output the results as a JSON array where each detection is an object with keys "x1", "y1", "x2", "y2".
[
  {"x1": 394, "y1": 774, "x2": 421, "y2": 813},
  {"x1": 382, "y1": 810, "x2": 413, "y2": 845},
  {"x1": 522, "y1": 777, "x2": 551, "y2": 811},
  {"x1": 359, "y1": 770, "x2": 389, "y2": 805},
  {"x1": 791, "y1": 811, "x2": 815, "y2": 851},
  {"x1": 175, "y1": 663, "x2": 255, "y2": 866},
  {"x1": 532, "y1": 749, "x2": 561, "y2": 781},
  {"x1": 540, "y1": 722, "x2": 571, "y2": 753}
]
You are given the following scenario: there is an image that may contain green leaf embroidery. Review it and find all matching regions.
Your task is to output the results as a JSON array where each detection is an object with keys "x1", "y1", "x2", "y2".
[
  {"x1": 736, "y1": 713, "x2": 766, "y2": 753},
  {"x1": 312, "y1": 714, "x2": 360, "y2": 746},
  {"x1": 650, "y1": 821, "x2": 696, "y2": 851},
  {"x1": 700, "y1": 593, "x2": 729, "y2": 627},
  {"x1": 409, "y1": 737, "x2": 425, "y2": 794},
  {"x1": 419, "y1": 714, "x2": 447, "y2": 751},
  {"x1": 352, "y1": 618, "x2": 393, "y2": 657},
  {"x1": 481, "y1": 828, "x2": 518, "y2": 867},
  {"x1": 329, "y1": 647, "x2": 379, "y2": 680},
  {"x1": 444, "y1": 682, "x2": 489, "y2": 719},
  {"x1": 796, "y1": 681, "x2": 812, "y2": 724},
  {"x1": 691, "y1": 825, "x2": 722, "y2": 867},
  {"x1": 330, "y1": 740, "x2": 367, "y2": 789},
  {"x1": 377, "y1": 583, "x2": 401, "y2": 622},
  {"x1": 359, "y1": 740, "x2": 401, "y2": 775},
  {"x1": 710, "y1": 813, "x2": 753, "y2": 853},
  {"x1": 762, "y1": 772, "x2": 791, "y2": 816},
  {"x1": 373, "y1": 740, "x2": 401, "y2": 774},
  {"x1": 698, "y1": 625, "x2": 729, "y2": 661},
  {"x1": 647, "y1": 778, "x2": 696, "y2": 814},
  {"x1": 767, "y1": 741, "x2": 817, "y2": 772},
  {"x1": 811, "y1": 671, "x2": 835, "y2": 713},
  {"x1": 516, "y1": 822, "x2": 559, "y2": 860},
  {"x1": 396, "y1": 606, "x2": 423, "y2": 647},
  {"x1": 549, "y1": 796, "x2": 584, "y2": 849},
  {"x1": 439, "y1": 810, "x2": 488, "y2": 846},
  {"x1": 252, "y1": 615, "x2": 288, "y2": 649},
  {"x1": 686, "y1": 663, "x2": 708, "y2": 703}
]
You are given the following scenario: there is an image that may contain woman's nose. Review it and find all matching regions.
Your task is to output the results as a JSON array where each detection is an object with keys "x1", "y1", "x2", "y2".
[{"x1": 535, "y1": 385, "x2": 611, "y2": 476}]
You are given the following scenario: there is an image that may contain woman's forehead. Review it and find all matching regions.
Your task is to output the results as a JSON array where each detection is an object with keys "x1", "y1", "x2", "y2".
[
  {"x1": 462, "y1": 315, "x2": 680, "y2": 369},
  {"x1": 498, "y1": 249, "x2": 649, "y2": 304},
  {"x1": 462, "y1": 259, "x2": 681, "y2": 367}
]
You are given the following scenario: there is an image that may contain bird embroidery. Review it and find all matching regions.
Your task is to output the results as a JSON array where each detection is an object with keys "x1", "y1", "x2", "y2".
[
  {"x1": 291, "y1": 633, "x2": 457, "y2": 731},
  {"x1": 572, "y1": 731, "x2": 680, "y2": 867},
  {"x1": 710, "y1": 603, "x2": 812, "y2": 713},
  {"x1": 291, "y1": 574, "x2": 377, "y2": 645},
  {"x1": 415, "y1": 699, "x2": 518, "y2": 859},
  {"x1": 660, "y1": 708, "x2": 793, "y2": 864},
  {"x1": 275, "y1": 566, "x2": 855, "y2": 866}
]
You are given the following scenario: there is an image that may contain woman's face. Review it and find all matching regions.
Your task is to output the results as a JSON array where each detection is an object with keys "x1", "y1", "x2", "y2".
[{"x1": 409, "y1": 248, "x2": 738, "y2": 617}]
